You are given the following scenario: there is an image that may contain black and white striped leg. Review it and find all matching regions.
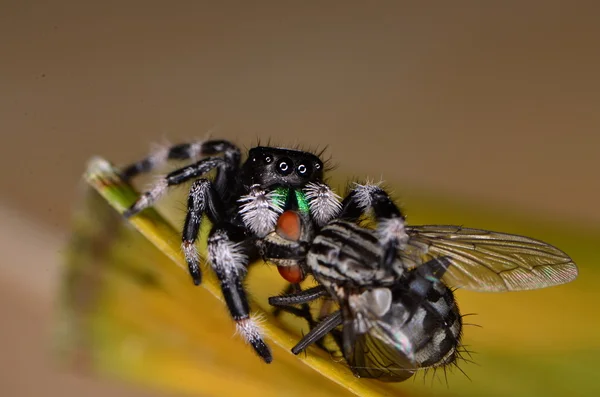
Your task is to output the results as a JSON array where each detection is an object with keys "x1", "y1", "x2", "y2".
[
  {"x1": 121, "y1": 139, "x2": 241, "y2": 181},
  {"x1": 339, "y1": 183, "x2": 408, "y2": 266},
  {"x1": 123, "y1": 157, "x2": 230, "y2": 218},
  {"x1": 208, "y1": 225, "x2": 272, "y2": 363},
  {"x1": 181, "y1": 179, "x2": 225, "y2": 285}
]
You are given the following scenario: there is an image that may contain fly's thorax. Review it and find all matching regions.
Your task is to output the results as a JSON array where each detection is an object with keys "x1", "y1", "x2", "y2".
[{"x1": 306, "y1": 220, "x2": 404, "y2": 288}]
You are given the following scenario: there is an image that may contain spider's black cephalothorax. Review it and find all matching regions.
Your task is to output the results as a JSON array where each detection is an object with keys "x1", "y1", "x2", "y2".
[{"x1": 121, "y1": 139, "x2": 344, "y2": 363}]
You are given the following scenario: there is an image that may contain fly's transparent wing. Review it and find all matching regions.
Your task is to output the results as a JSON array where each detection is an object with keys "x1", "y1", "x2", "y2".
[
  {"x1": 344, "y1": 318, "x2": 416, "y2": 382},
  {"x1": 403, "y1": 225, "x2": 578, "y2": 292}
]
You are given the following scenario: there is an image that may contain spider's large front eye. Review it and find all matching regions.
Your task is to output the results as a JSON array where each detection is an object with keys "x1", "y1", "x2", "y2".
[
  {"x1": 296, "y1": 162, "x2": 312, "y2": 177},
  {"x1": 277, "y1": 158, "x2": 293, "y2": 175}
]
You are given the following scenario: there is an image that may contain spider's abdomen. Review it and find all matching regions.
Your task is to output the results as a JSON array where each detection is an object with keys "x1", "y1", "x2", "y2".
[{"x1": 307, "y1": 220, "x2": 403, "y2": 288}]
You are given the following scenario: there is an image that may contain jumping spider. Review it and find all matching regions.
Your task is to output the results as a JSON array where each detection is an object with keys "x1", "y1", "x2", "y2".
[{"x1": 121, "y1": 139, "x2": 350, "y2": 362}]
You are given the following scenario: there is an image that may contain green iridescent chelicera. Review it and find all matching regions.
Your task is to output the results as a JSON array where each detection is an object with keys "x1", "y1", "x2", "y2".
[
  {"x1": 294, "y1": 189, "x2": 310, "y2": 214},
  {"x1": 271, "y1": 187, "x2": 310, "y2": 215}
]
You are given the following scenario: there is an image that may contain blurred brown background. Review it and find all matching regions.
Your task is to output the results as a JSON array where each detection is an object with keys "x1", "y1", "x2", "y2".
[{"x1": 1, "y1": 1, "x2": 599, "y2": 396}]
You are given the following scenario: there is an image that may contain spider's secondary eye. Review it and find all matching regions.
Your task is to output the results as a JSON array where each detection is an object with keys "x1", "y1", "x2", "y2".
[
  {"x1": 264, "y1": 155, "x2": 273, "y2": 163},
  {"x1": 277, "y1": 158, "x2": 293, "y2": 175},
  {"x1": 296, "y1": 163, "x2": 312, "y2": 177},
  {"x1": 314, "y1": 162, "x2": 322, "y2": 170}
]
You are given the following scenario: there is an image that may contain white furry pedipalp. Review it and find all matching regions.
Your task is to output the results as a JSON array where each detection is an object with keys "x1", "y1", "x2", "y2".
[
  {"x1": 304, "y1": 182, "x2": 342, "y2": 226},
  {"x1": 238, "y1": 185, "x2": 284, "y2": 237}
]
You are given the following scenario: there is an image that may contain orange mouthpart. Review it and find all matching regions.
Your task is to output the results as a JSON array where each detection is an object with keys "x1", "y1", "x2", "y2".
[
  {"x1": 276, "y1": 210, "x2": 302, "y2": 242},
  {"x1": 277, "y1": 265, "x2": 305, "y2": 284}
]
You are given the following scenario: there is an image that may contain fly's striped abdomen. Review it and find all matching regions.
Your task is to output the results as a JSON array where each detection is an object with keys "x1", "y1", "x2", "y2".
[
  {"x1": 347, "y1": 269, "x2": 462, "y2": 381},
  {"x1": 306, "y1": 220, "x2": 402, "y2": 288},
  {"x1": 399, "y1": 280, "x2": 462, "y2": 368}
]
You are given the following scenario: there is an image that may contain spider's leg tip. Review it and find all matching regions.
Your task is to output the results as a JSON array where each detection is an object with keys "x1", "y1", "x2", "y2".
[
  {"x1": 188, "y1": 267, "x2": 202, "y2": 285},
  {"x1": 122, "y1": 209, "x2": 135, "y2": 219},
  {"x1": 254, "y1": 340, "x2": 273, "y2": 363},
  {"x1": 118, "y1": 172, "x2": 132, "y2": 183}
]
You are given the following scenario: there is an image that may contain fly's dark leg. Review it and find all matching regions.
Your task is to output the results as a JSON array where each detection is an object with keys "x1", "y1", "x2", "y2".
[
  {"x1": 123, "y1": 157, "x2": 231, "y2": 218},
  {"x1": 207, "y1": 224, "x2": 272, "y2": 363},
  {"x1": 121, "y1": 139, "x2": 241, "y2": 181},
  {"x1": 291, "y1": 310, "x2": 343, "y2": 354},
  {"x1": 271, "y1": 283, "x2": 300, "y2": 318},
  {"x1": 274, "y1": 304, "x2": 318, "y2": 328},
  {"x1": 339, "y1": 183, "x2": 407, "y2": 267},
  {"x1": 269, "y1": 285, "x2": 329, "y2": 306},
  {"x1": 181, "y1": 179, "x2": 225, "y2": 285},
  {"x1": 269, "y1": 285, "x2": 334, "y2": 353}
]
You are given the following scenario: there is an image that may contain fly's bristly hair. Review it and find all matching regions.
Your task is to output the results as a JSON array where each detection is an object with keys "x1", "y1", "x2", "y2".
[
  {"x1": 459, "y1": 312, "x2": 482, "y2": 329},
  {"x1": 411, "y1": 340, "x2": 476, "y2": 388}
]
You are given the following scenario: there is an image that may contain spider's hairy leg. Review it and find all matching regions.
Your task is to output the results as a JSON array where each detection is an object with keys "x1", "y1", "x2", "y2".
[
  {"x1": 121, "y1": 139, "x2": 241, "y2": 180},
  {"x1": 181, "y1": 179, "x2": 224, "y2": 285},
  {"x1": 208, "y1": 226, "x2": 273, "y2": 363},
  {"x1": 123, "y1": 157, "x2": 230, "y2": 218},
  {"x1": 339, "y1": 183, "x2": 408, "y2": 267}
]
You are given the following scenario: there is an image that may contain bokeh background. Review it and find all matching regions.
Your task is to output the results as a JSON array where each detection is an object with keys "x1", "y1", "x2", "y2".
[{"x1": 1, "y1": 1, "x2": 599, "y2": 396}]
